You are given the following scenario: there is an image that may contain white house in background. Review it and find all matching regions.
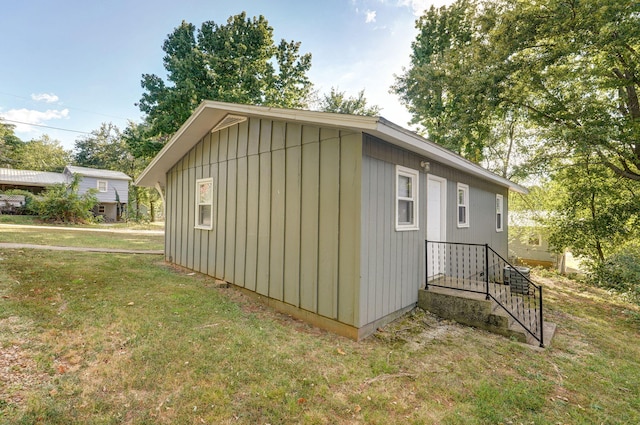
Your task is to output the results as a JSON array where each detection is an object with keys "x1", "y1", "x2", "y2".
[
  {"x1": 0, "y1": 165, "x2": 131, "y2": 221},
  {"x1": 508, "y1": 212, "x2": 560, "y2": 269}
]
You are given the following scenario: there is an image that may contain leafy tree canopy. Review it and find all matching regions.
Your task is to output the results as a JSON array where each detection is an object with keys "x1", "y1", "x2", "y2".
[
  {"x1": 394, "y1": 0, "x2": 640, "y2": 181},
  {"x1": 0, "y1": 122, "x2": 23, "y2": 167},
  {"x1": 317, "y1": 87, "x2": 381, "y2": 116},
  {"x1": 138, "y1": 12, "x2": 313, "y2": 151},
  {"x1": 5, "y1": 134, "x2": 71, "y2": 172},
  {"x1": 73, "y1": 123, "x2": 133, "y2": 174}
]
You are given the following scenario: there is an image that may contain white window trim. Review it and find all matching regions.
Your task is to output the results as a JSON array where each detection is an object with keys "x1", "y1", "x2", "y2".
[
  {"x1": 457, "y1": 183, "x2": 469, "y2": 228},
  {"x1": 195, "y1": 177, "x2": 214, "y2": 230},
  {"x1": 395, "y1": 165, "x2": 420, "y2": 231},
  {"x1": 97, "y1": 180, "x2": 108, "y2": 192}
]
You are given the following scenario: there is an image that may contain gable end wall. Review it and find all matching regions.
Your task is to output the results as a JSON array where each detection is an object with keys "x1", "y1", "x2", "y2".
[{"x1": 165, "y1": 117, "x2": 362, "y2": 328}]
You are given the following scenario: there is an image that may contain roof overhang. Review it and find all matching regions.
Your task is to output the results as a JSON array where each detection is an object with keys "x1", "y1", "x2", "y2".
[{"x1": 136, "y1": 101, "x2": 528, "y2": 194}]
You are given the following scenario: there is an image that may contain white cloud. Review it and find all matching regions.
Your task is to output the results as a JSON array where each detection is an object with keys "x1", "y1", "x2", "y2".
[
  {"x1": 0, "y1": 108, "x2": 69, "y2": 133},
  {"x1": 31, "y1": 93, "x2": 60, "y2": 103},
  {"x1": 365, "y1": 10, "x2": 377, "y2": 23}
]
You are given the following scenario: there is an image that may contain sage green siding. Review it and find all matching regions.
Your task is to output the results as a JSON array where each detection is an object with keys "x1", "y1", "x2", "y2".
[
  {"x1": 164, "y1": 118, "x2": 362, "y2": 327},
  {"x1": 360, "y1": 136, "x2": 428, "y2": 327}
]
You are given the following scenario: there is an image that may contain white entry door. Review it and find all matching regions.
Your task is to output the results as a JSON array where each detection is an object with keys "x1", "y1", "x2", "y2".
[{"x1": 427, "y1": 175, "x2": 447, "y2": 278}]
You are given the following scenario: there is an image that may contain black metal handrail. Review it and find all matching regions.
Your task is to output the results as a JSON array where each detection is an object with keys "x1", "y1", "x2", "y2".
[{"x1": 426, "y1": 240, "x2": 544, "y2": 347}]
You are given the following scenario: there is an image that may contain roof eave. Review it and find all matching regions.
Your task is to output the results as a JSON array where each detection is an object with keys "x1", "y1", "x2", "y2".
[
  {"x1": 135, "y1": 101, "x2": 379, "y2": 187},
  {"x1": 136, "y1": 101, "x2": 527, "y2": 194},
  {"x1": 371, "y1": 119, "x2": 528, "y2": 194}
]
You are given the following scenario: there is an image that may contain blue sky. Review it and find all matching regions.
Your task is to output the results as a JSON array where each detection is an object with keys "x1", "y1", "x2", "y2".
[{"x1": 0, "y1": 0, "x2": 452, "y2": 151}]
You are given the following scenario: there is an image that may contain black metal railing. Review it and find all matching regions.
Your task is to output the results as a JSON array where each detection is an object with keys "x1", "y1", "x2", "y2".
[{"x1": 426, "y1": 240, "x2": 544, "y2": 347}]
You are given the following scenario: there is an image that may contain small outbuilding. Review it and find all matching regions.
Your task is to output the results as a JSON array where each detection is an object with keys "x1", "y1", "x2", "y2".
[{"x1": 137, "y1": 101, "x2": 527, "y2": 339}]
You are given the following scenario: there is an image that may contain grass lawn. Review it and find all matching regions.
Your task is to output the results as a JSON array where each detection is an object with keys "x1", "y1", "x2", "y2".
[
  {"x1": 0, "y1": 246, "x2": 639, "y2": 423},
  {"x1": 0, "y1": 225, "x2": 164, "y2": 251},
  {"x1": 0, "y1": 215, "x2": 164, "y2": 231}
]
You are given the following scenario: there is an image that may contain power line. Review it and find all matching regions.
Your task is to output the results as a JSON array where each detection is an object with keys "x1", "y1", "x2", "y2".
[{"x1": 0, "y1": 117, "x2": 92, "y2": 135}]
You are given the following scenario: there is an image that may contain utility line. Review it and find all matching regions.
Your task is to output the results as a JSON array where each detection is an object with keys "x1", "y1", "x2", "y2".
[{"x1": 0, "y1": 117, "x2": 92, "y2": 135}]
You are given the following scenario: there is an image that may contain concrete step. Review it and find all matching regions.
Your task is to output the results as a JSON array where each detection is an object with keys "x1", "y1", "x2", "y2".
[{"x1": 419, "y1": 287, "x2": 556, "y2": 347}]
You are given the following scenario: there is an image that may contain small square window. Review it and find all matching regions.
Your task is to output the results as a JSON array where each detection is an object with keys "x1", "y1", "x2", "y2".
[
  {"x1": 97, "y1": 180, "x2": 108, "y2": 192},
  {"x1": 97, "y1": 205, "x2": 105, "y2": 214},
  {"x1": 457, "y1": 183, "x2": 469, "y2": 228},
  {"x1": 496, "y1": 194, "x2": 504, "y2": 232},
  {"x1": 528, "y1": 234, "x2": 541, "y2": 246},
  {"x1": 396, "y1": 165, "x2": 419, "y2": 231},
  {"x1": 195, "y1": 178, "x2": 214, "y2": 230}
]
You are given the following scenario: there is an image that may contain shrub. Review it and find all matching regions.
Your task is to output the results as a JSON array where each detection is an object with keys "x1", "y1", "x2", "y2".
[
  {"x1": 34, "y1": 175, "x2": 99, "y2": 223},
  {"x1": 588, "y1": 245, "x2": 640, "y2": 302}
]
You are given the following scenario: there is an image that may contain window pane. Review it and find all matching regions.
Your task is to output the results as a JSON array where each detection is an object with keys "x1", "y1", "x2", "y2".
[
  {"x1": 497, "y1": 212, "x2": 502, "y2": 229},
  {"x1": 458, "y1": 189, "x2": 464, "y2": 204},
  {"x1": 398, "y1": 200, "x2": 414, "y2": 224},
  {"x1": 199, "y1": 205, "x2": 212, "y2": 227},
  {"x1": 199, "y1": 182, "x2": 212, "y2": 204},
  {"x1": 398, "y1": 175, "x2": 411, "y2": 198},
  {"x1": 458, "y1": 205, "x2": 466, "y2": 224}
]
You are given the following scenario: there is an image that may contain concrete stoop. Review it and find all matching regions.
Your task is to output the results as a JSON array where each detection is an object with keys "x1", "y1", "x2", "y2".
[{"x1": 418, "y1": 287, "x2": 556, "y2": 347}]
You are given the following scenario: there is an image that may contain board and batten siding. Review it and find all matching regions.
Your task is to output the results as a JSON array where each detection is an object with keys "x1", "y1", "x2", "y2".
[
  {"x1": 363, "y1": 135, "x2": 509, "y2": 258},
  {"x1": 360, "y1": 135, "x2": 427, "y2": 328},
  {"x1": 164, "y1": 118, "x2": 362, "y2": 328},
  {"x1": 425, "y1": 161, "x2": 509, "y2": 257}
]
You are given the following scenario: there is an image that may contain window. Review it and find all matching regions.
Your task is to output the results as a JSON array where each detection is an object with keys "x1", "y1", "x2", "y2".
[
  {"x1": 97, "y1": 205, "x2": 105, "y2": 214},
  {"x1": 457, "y1": 183, "x2": 469, "y2": 228},
  {"x1": 527, "y1": 234, "x2": 541, "y2": 246},
  {"x1": 195, "y1": 178, "x2": 214, "y2": 230},
  {"x1": 396, "y1": 165, "x2": 419, "y2": 231},
  {"x1": 97, "y1": 180, "x2": 108, "y2": 192},
  {"x1": 496, "y1": 194, "x2": 504, "y2": 232}
]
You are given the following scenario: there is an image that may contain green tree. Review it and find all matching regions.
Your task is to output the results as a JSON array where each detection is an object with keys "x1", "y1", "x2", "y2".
[
  {"x1": 393, "y1": 0, "x2": 497, "y2": 162},
  {"x1": 394, "y1": 0, "x2": 640, "y2": 182},
  {"x1": 73, "y1": 123, "x2": 132, "y2": 172},
  {"x1": 545, "y1": 158, "x2": 640, "y2": 264},
  {"x1": 317, "y1": 87, "x2": 381, "y2": 116},
  {"x1": 0, "y1": 122, "x2": 23, "y2": 167},
  {"x1": 138, "y1": 12, "x2": 313, "y2": 151},
  {"x1": 10, "y1": 135, "x2": 71, "y2": 172}
]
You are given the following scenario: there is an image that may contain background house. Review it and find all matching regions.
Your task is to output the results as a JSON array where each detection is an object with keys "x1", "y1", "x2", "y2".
[
  {"x1": 0, "y1": 165, "x2": 131, "y2": 221},
  {"x1": 64, "y1": 166, "x2": 131, "y2": 221},
  {"x1": 509, "y1": 212, "x2": 559, "y2": 268},
  {"x1": 137, "y1": 101, "x2": 527, "y2": 340}
]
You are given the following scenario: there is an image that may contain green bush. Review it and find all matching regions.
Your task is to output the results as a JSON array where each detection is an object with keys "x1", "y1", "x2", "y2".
[
  {"x1": 34, "y1": 175, "x2": 99, "y2": 224},
  {"x1": 589, "y1": 246, "x2": 640, "y2": 302}
]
